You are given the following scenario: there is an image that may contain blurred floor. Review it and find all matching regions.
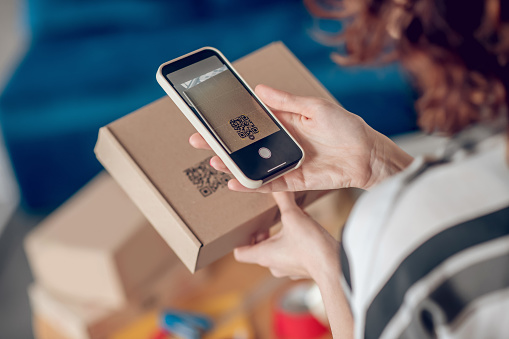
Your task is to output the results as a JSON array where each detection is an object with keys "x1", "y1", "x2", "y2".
[
  {"x1": 0, "y1": 211, "x2": 43, "y2": 339},
  {"x1": 0, "y1": 0, "x2": 34, "y2": 338}
]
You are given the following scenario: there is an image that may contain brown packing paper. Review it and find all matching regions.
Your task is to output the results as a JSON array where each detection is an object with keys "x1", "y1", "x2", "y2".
[
  {"x1": 24, "y1": 173, "x2": 178, "y2": 309},
  {"x1": 95, "y1": 42, "x2": 337, "y2": 272}
]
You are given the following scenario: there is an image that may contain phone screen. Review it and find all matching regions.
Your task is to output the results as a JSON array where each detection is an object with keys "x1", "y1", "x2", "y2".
[{"x1": 166, "y1": 56, "x2": 281, "y2": 154}]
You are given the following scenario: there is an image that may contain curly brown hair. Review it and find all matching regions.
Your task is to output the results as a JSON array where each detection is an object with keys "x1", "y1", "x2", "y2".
[{"x1": 305, "y1": 0, "x2": 509, "y2": 134}]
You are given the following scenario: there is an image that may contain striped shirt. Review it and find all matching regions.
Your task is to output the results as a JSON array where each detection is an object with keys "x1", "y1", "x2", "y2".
[{"x1": 341, "y1": 125, "x2": 509, "y2": 339}]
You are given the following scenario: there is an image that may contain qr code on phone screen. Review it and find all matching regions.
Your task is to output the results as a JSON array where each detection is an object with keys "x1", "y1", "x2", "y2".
[
  {"x1": 229, "y1": 115, "x2": 259, "y2": 140},
  {"x1": 184, "y1": 157, "x2": 231, "y2": 197}
]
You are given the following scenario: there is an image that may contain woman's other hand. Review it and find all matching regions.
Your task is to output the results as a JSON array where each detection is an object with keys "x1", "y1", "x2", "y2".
[
  {"x1": 233, "y1": 191, "x2": 339, "y2": 280},
  {"x1": 189, "y1": 84, "x2": 413, "y2": 192},
  {"x1": 234, "y1": 192, "x2": 354, "y2": 338}
]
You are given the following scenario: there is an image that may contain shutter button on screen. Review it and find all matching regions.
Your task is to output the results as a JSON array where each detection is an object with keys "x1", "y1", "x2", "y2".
[{"x1": 258, "y1": 147, "x2": 272, "y2": 159}]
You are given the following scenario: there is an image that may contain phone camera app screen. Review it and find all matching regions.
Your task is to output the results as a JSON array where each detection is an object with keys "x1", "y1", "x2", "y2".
[{"x1": 166, "y1": 56, "x2": 280, "y2": 154}]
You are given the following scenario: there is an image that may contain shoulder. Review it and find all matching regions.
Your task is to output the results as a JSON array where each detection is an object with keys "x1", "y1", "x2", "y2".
[{"x1": 342, "y1": 134, "x2": 509, "y2": 339}]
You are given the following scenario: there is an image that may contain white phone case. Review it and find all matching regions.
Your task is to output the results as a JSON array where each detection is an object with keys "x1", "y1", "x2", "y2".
[{"x1": 156, "y1": 47, "x2": 304, "y2": 189}]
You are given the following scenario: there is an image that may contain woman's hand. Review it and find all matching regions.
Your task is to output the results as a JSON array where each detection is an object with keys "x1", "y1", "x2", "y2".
[
  {"x1": 234, "y1": 191, "x2": 339, "y2": 280},
  {"x1": 189, "y1": 84, "x2": 413, "y2": 192},
  {"x1": 235, "y1": 192, "x2": 354, "y2": 338}
]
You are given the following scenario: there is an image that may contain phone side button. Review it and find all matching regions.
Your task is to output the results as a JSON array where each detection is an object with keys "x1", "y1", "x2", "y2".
[{"x1": 258, "y1": 147, "x2": 272, "y2": 159}]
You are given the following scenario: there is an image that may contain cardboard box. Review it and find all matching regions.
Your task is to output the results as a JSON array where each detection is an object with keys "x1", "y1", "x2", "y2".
[
  {"x1": 94, "y1": 42, "x2": 336, "y2": 273},
  {"x1": 24, "y1": 173, "x2": 178, "y2": 308},
  {"x1": 28, "y1": 263, "x2": 196, "y2": 339}
]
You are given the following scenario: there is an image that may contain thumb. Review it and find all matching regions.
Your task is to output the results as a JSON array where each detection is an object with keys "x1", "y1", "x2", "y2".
[
  {"x1": 255, "y1": 84, "x2": 315, "y2": 118},
  {"x1": 234, "y1": 237, "x2": 277, "y2": 264},
  {"x1": 272, "y1": 191, "x2": 300, "y2": 215}
]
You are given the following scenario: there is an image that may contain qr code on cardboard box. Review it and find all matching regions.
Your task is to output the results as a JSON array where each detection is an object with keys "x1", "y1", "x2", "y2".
[{"x1": 184, "y1": 157, "x2": 231, "y2": 197}]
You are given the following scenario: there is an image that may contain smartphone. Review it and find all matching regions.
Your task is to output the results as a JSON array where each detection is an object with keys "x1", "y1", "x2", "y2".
[{"x1": 156, "y1": 47, "x2": 304, "y2": 189}]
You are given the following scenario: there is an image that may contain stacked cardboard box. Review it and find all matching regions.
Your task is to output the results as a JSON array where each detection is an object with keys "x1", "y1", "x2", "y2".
[{"x1": 25, "y1": 173, "x2": 190, "y2": 339}]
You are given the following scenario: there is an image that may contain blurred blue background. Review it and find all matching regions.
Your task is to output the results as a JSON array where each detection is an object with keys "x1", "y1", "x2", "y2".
[{"x1": 0, "y1": 0, "x2": 417, "y2": 213}]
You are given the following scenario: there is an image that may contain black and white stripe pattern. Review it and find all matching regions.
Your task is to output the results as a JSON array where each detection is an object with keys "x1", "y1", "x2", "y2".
[{"x1": 341, "y1": 130, "x2": 509, "y2": 339}]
